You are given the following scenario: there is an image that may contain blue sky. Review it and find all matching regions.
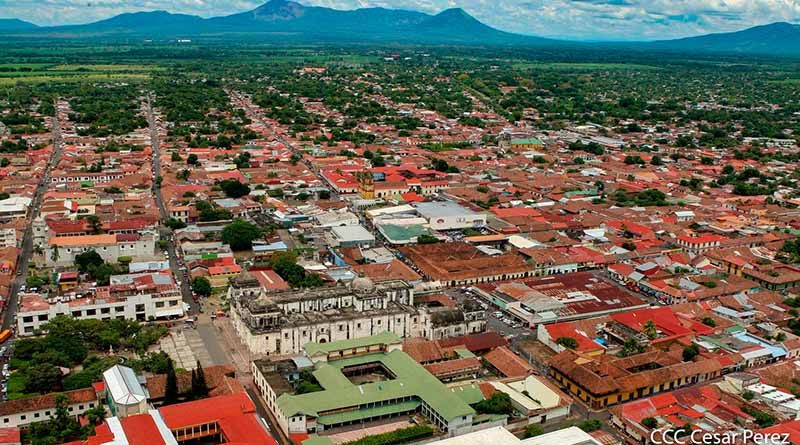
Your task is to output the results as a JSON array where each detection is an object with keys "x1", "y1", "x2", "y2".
[{"x1": 1, "y1": 0, "x2": 798, "y2": 40}]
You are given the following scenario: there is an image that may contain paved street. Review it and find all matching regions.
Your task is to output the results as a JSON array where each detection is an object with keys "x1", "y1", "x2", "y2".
[
  {"x1": 3, "y1": 102, "x2": 65, "y2": 331},
  {"x1": 145, "y1": 96, "x2": 198, "y2": 314}
]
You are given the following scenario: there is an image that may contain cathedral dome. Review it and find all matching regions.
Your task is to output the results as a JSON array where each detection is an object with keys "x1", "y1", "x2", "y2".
[{"x1": 350, "y1": 276, "x2": 375, "y2": 292}]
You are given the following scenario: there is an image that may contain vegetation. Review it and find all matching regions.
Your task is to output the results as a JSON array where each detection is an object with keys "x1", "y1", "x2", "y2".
[
  {"x1": 474, "y1": 392, "x2": 514, "y2": 415},
  {"x1": 222, "y1": 219, "x2": 262, "y2": 251},
  {"x1": 577, "y1": 419, "x2": 603, "y2": 432},
  {"x1": 10, "y1": 316, "x2": 166, "y2": 397},
  {"x1": 556, "y1": 336, "x2": 579, "y2": 349},
  {"x1": 265, "y1": 251, "x2": 324, "y2": 288},
  {"x1": 742, "y1": 406, "x2": 776, "y2": 427},
  {"x1": 682, "y1": 344, "x2": 700, "y2": 362},
  {"x1": 417, "y1": 234, "x2": 440, "y2": 244},
  {"x1": 192, "y1": 276, "x2": 213, "y2": 297},
  {"x1": 295, "y1": 370, "x2": 323, "y2": 394},
  {"x1": 25, "y1": 393, "x2": 102, "y2": 444},
  {"x1": 641, "y1": 417, "x2": 658, "y2": 429},
  {"x1": 618, "y1": 337, "x2": 647, "y2": 357},
  {"x1": 219, "y1": 179, "x2": 251, "y2": 198},
  {"x1": 342, "y1": 425, "x2": 434, "y2": 445},
  {"x1": 524, "y1": 425, "x2": 545, "y2": 438},
  {"x1": 642, "y1": 320, "x2": 657, "y2": 340}
]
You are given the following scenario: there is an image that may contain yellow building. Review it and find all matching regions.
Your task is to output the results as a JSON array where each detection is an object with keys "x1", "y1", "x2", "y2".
[
  {"x1": 356, "y1": 170, "x2": 375, "y2": 199},
  {"x1": 548, "y1": 349, "x2": 723, "y2": 411}
]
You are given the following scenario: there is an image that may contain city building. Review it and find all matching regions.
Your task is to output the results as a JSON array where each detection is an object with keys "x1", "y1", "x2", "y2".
[
  {"x1": 46, "y1": 232, "x2": 156, "y2": 266},
  {"x1": 412, "y1": 201, "x2": 487, "y2": 231},
  {"x1": 229, "y1": 273, "x2": 485, "y2": 356},
  {"x1": 0, "y1": 388, "x2": 98, "y2": 428},
  {"x1": 252, "y1": 333, "x2": 478, "y2": 438},
  {"x1": 16, "y1": 272, "x2": 184, "y2": 335}
]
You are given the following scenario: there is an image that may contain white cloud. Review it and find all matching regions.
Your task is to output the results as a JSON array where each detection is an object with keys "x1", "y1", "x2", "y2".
[{"x1": 0, "y1": 0, "x2": 798, "y2": 40}]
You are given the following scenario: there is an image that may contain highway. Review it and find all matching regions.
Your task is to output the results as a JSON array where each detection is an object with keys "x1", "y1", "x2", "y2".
[
  {"x1": 2, "y1": 101, "x2": 64, "y2": 330},
  {"x1": 145, "y1": 96, "x2": 198, "y2": 314}
]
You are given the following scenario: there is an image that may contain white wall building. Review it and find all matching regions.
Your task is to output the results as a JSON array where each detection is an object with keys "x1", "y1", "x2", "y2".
[
  {"x1": 47, "y1": 232, "x2": 156, "y2": 266},
  {"x1": 413, "y1": 201, "x2": 486, "y2": 231},
  {"x1": 0, "y1": 388, "x2": 99, "y2": 428}
]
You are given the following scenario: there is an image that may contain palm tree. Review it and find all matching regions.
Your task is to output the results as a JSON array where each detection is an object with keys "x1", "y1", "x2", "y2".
[{"x1": 643, "y1": 320, "x2": 658, "y2": 340}]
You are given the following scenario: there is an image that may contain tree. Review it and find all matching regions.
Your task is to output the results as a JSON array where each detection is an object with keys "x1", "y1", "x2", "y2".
[
  {"x1": 222, "y1": 219, "x2": 261, "y2": 251},
  {"x1": 474, "y1": 392, "x2": 514, "y2": 415},
  {"x1": 191, "y1": 361, "x2": 209, "y2": 398},
  {"x1": 268, "y1": 252, "x2": 324, "y2": 289},
  {"x1": 192, "y1": 277, "x2": 212, "y2": 297},
  {"x1": 642, "y1": 417, "x2": 658, "y2": 429},
  {"x1": 743, "y1": 390, "x2": 755, "y2": 401},
  {"x1": 164, "y1": 359, "x2": 179, "y2": 405},
  {"x1": 318, "y1": 190, "x2": 331, "y2": 200},
  {"x1": 683, "y1": 344, "x2": 700, "y2": 361},
  {"x1": 89, "y1": 262, "x2": 115, "y2": 286},
  {"x1": 642, "y1": 320, "x2": 658, "y2": 340},
  {"x1": 165, "y1": 218, "x2": 187, "y2": 230},
  {"x1": 625, "y1": 155, "x2": 645, "y2": 165},
  {"x1": 702, "y1": 317, "x2": 716, "y2": 327},
  {"x1": 650, "y1": 156, "x2": 663, "y2": 166},
  {"x1": 85, "y1": 405, "x2": 107, "y2": 426},
  {"x1": 42, "y1": 393, "x2": 82, "y2": 442},
  {"x1": 75, "y1": 250, "x2": 103, "y2": 273},
  {"x1": 417, "y1": 234, "x2": 439, "y2": 244},
  {"x1": 556, "y1": 336, "x2": 578, "y2": 349},
  {"x1": 186, "y1": 153, "x2": 198, "y2": 165},
  {"x1": 25, "y1": 363, "x2": 62, "y2": 394},
  {"x1": 524, "y1": 425, "x2": 544, "y2": 438},
  {"x1": 619, "y1": 337, "x2": 647, "y2": 357},
  {"x1": 219, "y1": 179, "x2": 250, "y2": 198},
  {"x1": 171, "y1": 152, "x2": 182, "y2": 162},
  {"x1": 578, "y1": 419, "x2": 602, "y2": 432}
]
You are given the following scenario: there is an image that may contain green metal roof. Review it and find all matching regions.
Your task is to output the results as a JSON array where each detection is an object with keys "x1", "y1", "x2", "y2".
[
  {"x1": 316, "y1": 400, "x2": 420, "y2": 426},
  {"x1": 276, "y1": 349, "x2": 476, "y2": 423},
  {"x1": 304, "y1": 331, "x2": 401, "y2": 357},
  {"x1": 449, "y1": 384, "x2": 485, "y2": 405},
  {"x1": 511, "y1": 138, "x2": 542, "y2": 145},
  {"x1": 313, "y1": 363, "x2": 352, "y2": 390},
  {"x1": 377, "y1": 224, "x2": 430, "y2": 243},
  {"x1": 454, "y1": 348, "x2": 476, "y2": 359}
]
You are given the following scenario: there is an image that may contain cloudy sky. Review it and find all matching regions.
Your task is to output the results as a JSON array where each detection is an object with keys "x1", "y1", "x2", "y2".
[{"x1": 1, "y1": 0, "x2": 799, "y2": 40}]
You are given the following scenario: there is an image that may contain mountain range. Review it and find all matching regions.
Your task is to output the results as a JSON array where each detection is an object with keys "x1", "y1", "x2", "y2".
[{"x1": 1, "y1": 0, "x2": 799, "y2": 57}]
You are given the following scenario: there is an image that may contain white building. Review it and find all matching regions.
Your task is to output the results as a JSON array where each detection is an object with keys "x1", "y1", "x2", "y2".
[
  {"x1": 102, "y1": 365, "x2": 149, "y2": 418},
  {"x1": 0, "y1": 227, "x2": 17, "y2": 248},
  {"x1": 326, "y1": 224, "x2": 375, "y2": 248},
  {"x1": 0, "y1": 388, "x2": 99, "y2": 428},
  {"x1": 16, "y1": 273, "x2": 184, "y2": 335},
  {"x1": 229, "y1": 274, "x2": 484, "y2": 356},
  {"x1": 0, "y1": 196, "x2": 31, "y2": 220},
  {"x1": 413, "y1": 201, "x2": 486, "y2": 231},
  {"x1": 47, "y1": 232, "x2": 156, "y2": 267},
  {"x1": 430, "y1": 426, "x2": 601, "y2": 445}
]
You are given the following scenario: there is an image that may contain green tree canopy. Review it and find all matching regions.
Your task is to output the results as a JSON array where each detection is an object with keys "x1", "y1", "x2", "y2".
[{"x1": 221, "y1": 219, "x2": 261, "y2": 251}]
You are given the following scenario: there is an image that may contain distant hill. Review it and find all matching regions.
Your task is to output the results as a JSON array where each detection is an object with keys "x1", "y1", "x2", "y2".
[
  {"x1": 0, "y1": 3, "x2": 799, "y2": 57},
  {"x1": 0, "y1": 0, "x2": 555, "y2": 46},
  {"x1": 649, "y1": 22, "x2": 800, "y2": 56},
  {"x1": 0, "y1": 18, "x2": 37, "y2": 31}
]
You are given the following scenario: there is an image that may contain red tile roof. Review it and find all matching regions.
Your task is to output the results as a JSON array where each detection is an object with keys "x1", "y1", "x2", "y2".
[
  {"x1": 159, "y1": 392, "x2": 256, "y2": 430},
  {"x1": 483, "y1": 346, "x2": 534, "y2": 378}
]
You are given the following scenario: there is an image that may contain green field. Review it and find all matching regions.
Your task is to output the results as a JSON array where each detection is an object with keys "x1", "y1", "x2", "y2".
[
  {"x1": 0, "y1": 62, "x2": 161, "y2": 85},
  {"x1": 0, "y1": 72, "x2": 151, "y2": 85},
  {"x1": 512, "y1": 62, "x2": 662, "y2": 71}
]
